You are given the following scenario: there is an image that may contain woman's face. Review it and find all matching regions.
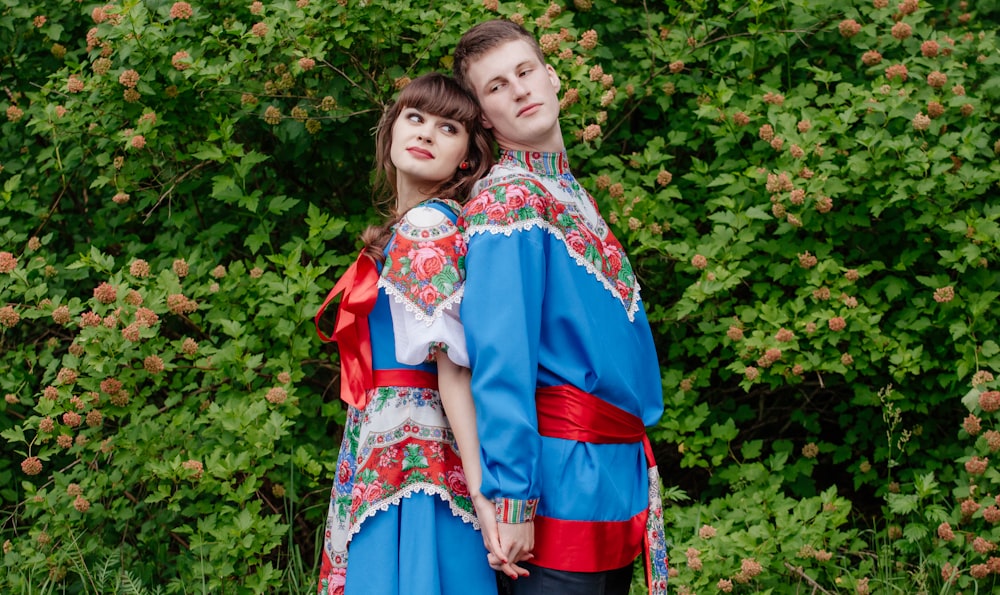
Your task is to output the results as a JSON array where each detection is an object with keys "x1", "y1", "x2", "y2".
[{"x1": 389, "y1": 106, "x2": 470, "y2": 192}]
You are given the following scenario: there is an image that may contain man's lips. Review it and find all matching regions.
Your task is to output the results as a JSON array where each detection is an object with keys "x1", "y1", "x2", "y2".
[
  {"x1": 406, "y1": 147, "x2": 433, "y2": 159},
  {"x1": 517, "y1": 103, "x2": 542, "y2": 117}
]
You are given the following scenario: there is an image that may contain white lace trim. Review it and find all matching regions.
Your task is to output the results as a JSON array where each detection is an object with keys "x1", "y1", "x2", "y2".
[
  {"x1": 327, "y1": 484, "x2": 481, "y2": 557},
  {"x1": 466, "y1": 218, "x2": 641, "y2": 321},
  {"x1": 377, "y1": 277, "x2": 464, "y2": 326}
]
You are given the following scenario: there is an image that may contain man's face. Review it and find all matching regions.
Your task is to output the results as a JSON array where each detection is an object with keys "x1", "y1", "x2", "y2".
[{"x1": 464, "y1": 39, "x2": 563, "y2": 153}]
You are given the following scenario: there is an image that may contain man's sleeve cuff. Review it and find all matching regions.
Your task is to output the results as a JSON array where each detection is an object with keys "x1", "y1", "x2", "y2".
[{"x1": 494, "y1": 498, "x2": 539, "y2": 524}]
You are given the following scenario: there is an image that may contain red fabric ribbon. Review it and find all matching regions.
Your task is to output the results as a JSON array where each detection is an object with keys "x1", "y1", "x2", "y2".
[
  {"x1": 314, "y1": 253, "x2": 380, "y2": 409},
  {"x1": 535, "y1": 384, "x2": 646, "y2": 444}
]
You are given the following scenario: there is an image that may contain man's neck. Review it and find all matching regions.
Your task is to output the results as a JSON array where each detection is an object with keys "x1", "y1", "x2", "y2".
[{"x1": 499, "y1": 142, "x2": 566, "y2": 153}]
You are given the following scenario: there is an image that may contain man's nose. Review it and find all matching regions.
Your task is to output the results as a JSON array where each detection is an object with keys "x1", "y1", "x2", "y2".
[{"x1": 510, "y1": 78, "x2": 530, "y2": 99}]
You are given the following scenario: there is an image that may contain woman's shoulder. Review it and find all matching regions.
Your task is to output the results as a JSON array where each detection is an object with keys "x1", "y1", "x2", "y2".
[{"x1": 396, "y1": 200, "x2": 461, "y2": 242}]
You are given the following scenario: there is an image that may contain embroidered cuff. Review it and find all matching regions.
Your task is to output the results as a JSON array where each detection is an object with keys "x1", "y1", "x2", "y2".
[{"x1": 495, "y1": 498, "x2": 539, "y2": 524}]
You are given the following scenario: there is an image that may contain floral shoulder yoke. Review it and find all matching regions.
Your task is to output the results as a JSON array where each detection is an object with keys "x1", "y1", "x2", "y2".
[
  {"x1": 462, "y1": 176, "x2": 641, "y2": 321},
  {"x1": 379, "y1": 200, "x2": 465, "y2": 324}
]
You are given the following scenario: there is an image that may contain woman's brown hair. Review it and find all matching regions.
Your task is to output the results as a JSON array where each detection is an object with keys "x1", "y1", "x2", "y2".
[{"x1": 362, "y1": 73, "x2": 495, "y2": 263}]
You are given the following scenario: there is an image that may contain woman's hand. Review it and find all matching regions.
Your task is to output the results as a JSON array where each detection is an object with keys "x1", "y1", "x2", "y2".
[{"x1": 473, "y1": 493, "x2": 532, "y2": 579}]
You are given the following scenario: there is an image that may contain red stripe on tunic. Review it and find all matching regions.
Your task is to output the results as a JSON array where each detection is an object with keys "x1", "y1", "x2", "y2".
[{"x1": 531, "y1": 512, "x2": 646, "y2": 572}]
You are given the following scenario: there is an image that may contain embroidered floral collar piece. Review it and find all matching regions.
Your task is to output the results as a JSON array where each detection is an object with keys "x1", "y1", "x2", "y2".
[
  {"x1": 501, "y1": 150, "x2": 572, "y2": 176},
  {"x1": 464, "y1": 152, "x2": 642, "y2": 321}
]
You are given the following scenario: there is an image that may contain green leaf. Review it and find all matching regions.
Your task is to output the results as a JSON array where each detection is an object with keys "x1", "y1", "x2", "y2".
[{"x1": 267, "y1": 194, "x2": 299, "y2": 215}]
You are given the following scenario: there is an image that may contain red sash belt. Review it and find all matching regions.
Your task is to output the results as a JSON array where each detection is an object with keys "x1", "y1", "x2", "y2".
[
  {"x1": 373, "y1": 369, "x2": 438, "y2": 390},
  {"x1": 534, "y1": 384, "x2": 667, "y2": 593}
]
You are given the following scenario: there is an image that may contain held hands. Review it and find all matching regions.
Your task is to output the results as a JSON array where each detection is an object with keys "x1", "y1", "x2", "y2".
[{"x1": 472, "y1": 493, "x2": 533, "y2": 579}]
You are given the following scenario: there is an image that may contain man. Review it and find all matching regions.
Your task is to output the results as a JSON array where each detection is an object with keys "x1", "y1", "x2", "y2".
[{"x1": 452, "y1": 19, "x2": 668, "y2": 595}]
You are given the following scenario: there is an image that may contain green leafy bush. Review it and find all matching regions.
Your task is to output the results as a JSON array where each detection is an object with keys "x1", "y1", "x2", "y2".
[{"x1": 2, "y1": 0, "x2": 1000, "y2": 592}]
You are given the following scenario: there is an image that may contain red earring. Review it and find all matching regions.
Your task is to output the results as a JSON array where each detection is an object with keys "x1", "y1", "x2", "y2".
[{"x1": 459, "y1": 161, "x2": 470, "y2": 170}]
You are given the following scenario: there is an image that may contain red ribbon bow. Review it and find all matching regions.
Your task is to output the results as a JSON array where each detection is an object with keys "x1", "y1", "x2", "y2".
[{"x1": 314, "y1": 253, "x2": 380, "y2": 409}]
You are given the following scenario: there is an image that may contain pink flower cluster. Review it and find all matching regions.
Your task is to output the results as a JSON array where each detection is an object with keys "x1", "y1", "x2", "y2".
[
  {"x1": 172, "y1": 51, "x2": 191, "y2": 70},
  {"x1": 167, "y1": 294, "x2": 198, "y2": 314},
  {"x1": 0, "y1": 251, "x2": 16, "y2": 273},
  {"x1": 798, "y1": 252, "x2": 818, "y2": 269},
  {"x1": 182, "y1": 337, "x2": 199, "y2": 355},
  {"x1": 144, "y1": 355, "x2": 165, "y2": 374},
  {"x1": 862, "y1": 50, "x2": 882, "y2": 66},
  {"x1": 890, "y1": 21, "x2": 912, "y2": 40},
  {"x1": 6, "y1": 105, "x2": 23, "y2": 122},
  {"x1": 885, "y1": 63, "x2": 908, "y2": 81},
  {"x1": 0, "y1": 306, "x2": 18, "y2": 327},
  {"x1": 122, "y1": 323, "x2": 141, "y2": 342},
  {"x1": 838, "y1": 19, "x2": 862, "y2": 38},
  {"x1": 118, "y1": 69, "x2": 139, "y2": 88},
  {"x1": 762, "y1": 92, "x2": 784, "y2": 105},
  {"x1": 169, "y1": 1, "x2": 193, "y2": 19},
  {"x1": 266, "y1": 387, "x2": 288, "y2": 404},
  {"x1": 67, "y1": 75, "x2": 84, "y2": 93},
  {"x1": 182, "y1": 459, "x2": 204, "y2": 479},
  {"x1": 21, "y1": 456, "x2": 42, "y2": 475},
  {"x1": 685, "y1": 547, "x2": 702, "y2": 571},
  {"x1": 933, "y1": 286, "x2": 954, "y2": 303},
  {"x1": 94, "y1": 282, "x2": 117, "y2": 304},
  {"x1": 965, "y1": 456, "x2": 989, "y2": 475},
  {"x1": 733, "y1": 558, "x2": 763, "y2": 584},
  {"x1": 981, "y1": 391, "x2": 1000, "y2": 412},
  {"x1": 173, "y1": 258, "x2": 189, "y2": 277},
  {"x1": 130, "y1": 259, "x2": 151, "y2": 277},
  {"x1": 927, "y1": 71, "x2": 947, "y2": 88}
]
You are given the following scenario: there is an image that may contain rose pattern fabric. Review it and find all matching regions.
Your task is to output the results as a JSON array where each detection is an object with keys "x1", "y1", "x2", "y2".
[
  {"x1": 317, "y1": 386, "x2": 477, "y2": 592},
  {"x1": 381, "y1": 200, "x2": 465, "y2": 323},
  {"x1": 462, "y1": 178, "x2": 640, "y2": 320}
]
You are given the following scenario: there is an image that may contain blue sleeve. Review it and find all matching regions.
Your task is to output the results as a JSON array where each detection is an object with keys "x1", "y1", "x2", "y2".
[{"x1": 461, "y1": 225, "x2": 546, "y2": 510}]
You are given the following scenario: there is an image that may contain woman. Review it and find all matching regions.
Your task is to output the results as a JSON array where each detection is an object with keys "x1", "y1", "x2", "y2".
[{"x1": 314, "y1": 73, "x2": 498, "y2": 595}]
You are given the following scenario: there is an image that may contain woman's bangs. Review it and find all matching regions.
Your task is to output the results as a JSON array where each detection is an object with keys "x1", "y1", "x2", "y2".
[{"x1": 397, "y1": 77, "x2": 479, "y2": 127}]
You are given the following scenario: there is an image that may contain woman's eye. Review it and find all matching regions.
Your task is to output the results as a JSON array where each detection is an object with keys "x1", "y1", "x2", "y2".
[
  {"x1": 442, "y1": 124, "x2": 457, "y2": 134},
  {"x1": 407, "y1": 112, "x2": 423, "y2": 123}
]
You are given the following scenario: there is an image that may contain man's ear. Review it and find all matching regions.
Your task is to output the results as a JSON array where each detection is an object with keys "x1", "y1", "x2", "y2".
[
  {"x1": 546, "y1": 64, "x2": 561, "y2": 93},
  {"x1": 480, "y1": 113, "x2": 494, "y2": 130}
]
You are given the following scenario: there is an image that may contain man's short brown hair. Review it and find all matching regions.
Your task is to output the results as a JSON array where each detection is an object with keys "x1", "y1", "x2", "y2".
[{"x1": 452, "y1": 19, "x2": 545, "y2": 92}]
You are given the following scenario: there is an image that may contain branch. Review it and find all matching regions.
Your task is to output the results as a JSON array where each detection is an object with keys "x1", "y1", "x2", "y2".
[
  {"x1": 143, "y1": 161, "x2": 209, "y2": 223},
  {"x1": 783, "y1": 562, "x2": 834, "y2": 594}
]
